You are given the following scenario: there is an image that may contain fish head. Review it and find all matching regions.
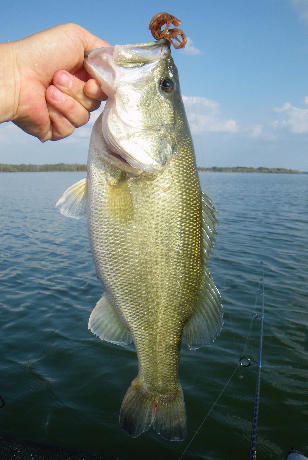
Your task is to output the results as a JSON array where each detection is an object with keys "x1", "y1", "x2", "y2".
[{"x1": 85, "y1": 40, "x2": 183, "y2": 174}]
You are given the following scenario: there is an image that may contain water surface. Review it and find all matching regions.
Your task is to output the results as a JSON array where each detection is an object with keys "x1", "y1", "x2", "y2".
[{"x1": 0, "y1": 172, "x2": 307, "y2": 459}]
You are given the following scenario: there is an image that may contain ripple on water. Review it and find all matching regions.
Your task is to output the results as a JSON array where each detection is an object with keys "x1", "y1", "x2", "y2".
[{"x1": 0, "y1": 172, "x2": 307, "y2": 459}]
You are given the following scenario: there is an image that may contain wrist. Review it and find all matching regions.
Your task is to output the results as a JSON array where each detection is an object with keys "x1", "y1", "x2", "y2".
[{"x1": 0, "y1": 42, "x2": 20, "y2": 123}]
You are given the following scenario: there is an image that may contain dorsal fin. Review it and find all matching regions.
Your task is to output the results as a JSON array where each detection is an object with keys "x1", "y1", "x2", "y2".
[
  {"x1": 201, "y1": 192, "x2": 217, "y2": 264},
  {"x1": 184, "y1": 193, "x2": 222, "y2": 349},
  {"x1": 184, "y1": 269, "x2": 223, "y2": 350}
]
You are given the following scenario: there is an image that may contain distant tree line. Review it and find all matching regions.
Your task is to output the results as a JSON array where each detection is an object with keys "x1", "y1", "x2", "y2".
[
  {"x1": 198, "y1": 166, "x2": 302, "y2": 174},
  {"x1": 0, "y1": 164, "x2": 302, "y2": 174},
  {"x1": 0, "y1": 163, "x2": 87, "y2": 172}
]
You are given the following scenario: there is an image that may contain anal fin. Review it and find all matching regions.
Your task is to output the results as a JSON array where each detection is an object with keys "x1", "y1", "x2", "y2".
[{"x1": 88, "y1": 293, "x2": 132, "y2": 346}]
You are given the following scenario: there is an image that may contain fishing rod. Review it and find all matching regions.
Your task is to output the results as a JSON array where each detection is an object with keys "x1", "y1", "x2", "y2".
[{"x1": 249, "y1": 268, "x2": 265, "y2": 460}]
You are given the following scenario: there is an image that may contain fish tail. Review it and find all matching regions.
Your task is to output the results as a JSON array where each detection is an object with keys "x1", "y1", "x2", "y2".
[
  {"x1": 152, "y1": 384, "x2": 186, "y2": 441},
  {"x1": 119, "y1": 377, "x2": 186, "y2": 441}
]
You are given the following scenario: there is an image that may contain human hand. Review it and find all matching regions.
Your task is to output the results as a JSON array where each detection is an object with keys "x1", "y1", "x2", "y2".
[{"x1": 1, "y1": 23, "x2": 108, "y2": 141}]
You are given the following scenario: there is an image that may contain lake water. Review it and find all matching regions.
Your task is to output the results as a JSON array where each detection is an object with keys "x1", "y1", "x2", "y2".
[{"x1": 0, "y1": 171, "x2": 307, "y2": 460}]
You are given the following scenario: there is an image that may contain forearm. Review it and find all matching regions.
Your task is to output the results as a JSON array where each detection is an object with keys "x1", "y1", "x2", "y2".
[{"x1": 0, "y1": 42, "x2": 19, "y2": 123}]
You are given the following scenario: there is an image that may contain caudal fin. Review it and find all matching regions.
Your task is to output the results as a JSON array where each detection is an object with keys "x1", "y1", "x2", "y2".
[{"x1": 119, "y1": 378, "x2": 186, "y2": 441}]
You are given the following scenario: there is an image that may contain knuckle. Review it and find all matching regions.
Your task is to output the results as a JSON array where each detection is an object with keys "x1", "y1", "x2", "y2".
[
  {"x1": 39, "y1": 131, "x2": 52, "y2": 142},
  {"x1": 63, "y1": 22, "x2": 80, "y2": 33},
  {"x1": 52, "y1": 125, "x2": 75, "y2": 141}
]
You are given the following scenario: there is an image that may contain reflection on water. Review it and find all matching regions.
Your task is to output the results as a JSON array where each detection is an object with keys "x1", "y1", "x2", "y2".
[{"x1": 0, "y1": 172, "x2": 307, "y2": 459}]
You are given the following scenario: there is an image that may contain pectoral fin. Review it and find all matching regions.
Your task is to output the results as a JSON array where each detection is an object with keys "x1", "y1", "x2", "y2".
[
  {"x1": 56, "y1": 178, "x2": 87, "y2": 219},
  {"x1": 88, "y1": 293, "x2": 132, "y2": 346},
  {"x1": 184, "y1": 269, "x2": 223, "y2": 350},
  {"x1": 106, "y1": 179, "x2": 133, "y2": 223}
]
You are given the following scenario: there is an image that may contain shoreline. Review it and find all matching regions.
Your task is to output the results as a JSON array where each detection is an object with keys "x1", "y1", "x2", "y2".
[{"x1": 0, "y1": 164, "x2": 303, "y2": 174}]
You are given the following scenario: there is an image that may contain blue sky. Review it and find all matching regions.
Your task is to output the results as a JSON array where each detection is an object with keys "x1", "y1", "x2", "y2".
[{"x1": 1, "y1": 0, "x2": 308, "y2": 170}]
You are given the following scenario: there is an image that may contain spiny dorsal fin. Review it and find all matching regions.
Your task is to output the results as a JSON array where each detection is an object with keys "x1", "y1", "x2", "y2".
[
  {"x1": 184, "y1": 269, "x2": 223, "y2": 350},
  {"x1": 56, "y1": 178, "x2": 87, "y2": 219},
  {"x1": 88, "y1": 293, "x2": 132, "y2": 346}
]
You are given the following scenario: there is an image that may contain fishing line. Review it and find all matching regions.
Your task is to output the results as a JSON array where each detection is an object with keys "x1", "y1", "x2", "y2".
[
  {"x1": 178, "y1": 362, "x2": 240, "y2": 460},
  {"x1": 179, "y1": 263, "x2": 265, "y2": 460}
]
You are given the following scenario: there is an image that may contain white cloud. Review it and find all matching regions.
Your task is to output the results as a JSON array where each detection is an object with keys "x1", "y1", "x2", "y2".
[
  {"x1": 182, "y1": 96, "x2": 238, "y2": 134},
  {"x1": 246, "y1": 123, "x2": 277, "y2": 141},
  {"x1": 250, "y1": 124, "x2": 263, "y2": 138},
  {"x1": 290, "y1": 0, "x2": 308, "y2": 23},
  {"x1": 273, "y1": 98, "x2": 308, "y2": 133},
  {"x1": 180, "y1": 37, "x2": 202, "y2": 56}
]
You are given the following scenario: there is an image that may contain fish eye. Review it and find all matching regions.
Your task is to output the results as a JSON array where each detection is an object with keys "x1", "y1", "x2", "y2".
[{"x1": 160, "y1": 77, "x2": 174, "y2": 93}]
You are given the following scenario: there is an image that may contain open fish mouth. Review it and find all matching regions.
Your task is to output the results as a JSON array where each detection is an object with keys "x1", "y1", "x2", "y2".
[
  {"x1": 100, "y1": 100, "x2": 169, "y2": 174},
  {"x1": 102, "y1": 125, "x2": 163, "y2": 174}
]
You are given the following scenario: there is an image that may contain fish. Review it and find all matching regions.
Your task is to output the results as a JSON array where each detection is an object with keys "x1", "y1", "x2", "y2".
[{"x1": 56, "y1": 39, "x2": 223, "y2": 441}]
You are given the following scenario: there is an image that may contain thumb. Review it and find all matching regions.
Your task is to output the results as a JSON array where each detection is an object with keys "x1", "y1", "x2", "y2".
[{"x1": 78, "y1": 26, "x2": 110, "y2": 53}]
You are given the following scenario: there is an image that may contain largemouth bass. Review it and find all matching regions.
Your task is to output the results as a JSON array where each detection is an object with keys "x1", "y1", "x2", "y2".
[{"x1": 56, "y1": 39, "x2": 223, "y2": 441}]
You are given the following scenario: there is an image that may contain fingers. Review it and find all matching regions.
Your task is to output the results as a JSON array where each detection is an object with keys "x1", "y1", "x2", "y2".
[
  {"x1": 52, "y1": 70, "x2": 103, "y2": 112},
  {"x1": 84, "y1": 78, "x2": 106, "y2": 100},
  {"x1": 45, "y1": 70, "x2": 106, "y2": 141},
  {"x1": 42, "y1": 103, "x2": 75, "y2": 141},
  {"x1": 46, "y1": 85, "x2": 90, "y2": 127}
]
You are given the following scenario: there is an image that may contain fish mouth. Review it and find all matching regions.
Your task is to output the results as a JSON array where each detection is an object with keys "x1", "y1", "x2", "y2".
[
  {"x1": 85, "y1": 42, "x2": 173, "y2": 174},
  {"x1": 103, "y1": 125, "x2": 160, "y2": 175},
  {"x1": 108, "y1": 149, "x2": 131, "y2": 167},
  {"x1": 105, "y1": 142, "x2": 142, "y2": 173},
  {"x1": 101, "y1": 102, "x2": 165, "y2": 174}
]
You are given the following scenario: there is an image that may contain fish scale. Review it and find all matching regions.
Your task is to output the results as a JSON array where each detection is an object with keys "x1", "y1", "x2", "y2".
[{"x1": 56, "y1": 39, "x2": 223, "y2": 441}]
